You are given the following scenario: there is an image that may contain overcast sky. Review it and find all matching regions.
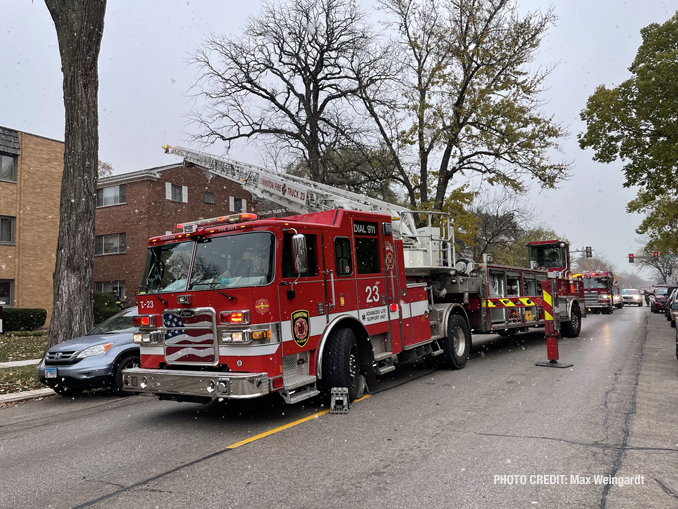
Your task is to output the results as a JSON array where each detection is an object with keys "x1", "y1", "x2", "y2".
[{"x1": 1, "y1": 0, "x2": 675, "y2": 275}]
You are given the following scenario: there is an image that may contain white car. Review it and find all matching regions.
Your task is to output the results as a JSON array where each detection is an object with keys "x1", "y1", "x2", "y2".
[{"x1": 621, "y1": 288, "x2": 643, "y2": 307}]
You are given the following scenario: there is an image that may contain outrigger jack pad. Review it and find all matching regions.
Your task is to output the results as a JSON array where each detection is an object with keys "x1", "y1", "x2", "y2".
[
  {"x1": 330, "y1": 387, "x2": 350, "y2": 414},
  {"x1": 535, "y1": 360, "x2": 573, "y2": 368}
]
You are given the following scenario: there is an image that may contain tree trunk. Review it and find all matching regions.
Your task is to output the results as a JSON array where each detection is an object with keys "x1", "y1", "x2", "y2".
[{"x1": 45, "y1": 0, "x2": 107, "y2": 348}]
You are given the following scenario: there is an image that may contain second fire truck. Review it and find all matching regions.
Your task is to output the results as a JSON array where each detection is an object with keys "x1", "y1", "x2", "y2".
[
  {"x1": 122, "y1": 147, "x2": 586, "y2": 405},
  {"x1": 573, "y1": 271, "x2": 616, "y2": 314}
]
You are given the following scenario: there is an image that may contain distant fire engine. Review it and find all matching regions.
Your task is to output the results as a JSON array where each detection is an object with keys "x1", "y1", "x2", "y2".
[
  {"x1": 573, "y1": 271, "x2": 615, "y2": 314},
  {"x1": 122, "y1": 147, "x2": 585, "y2": 405}
]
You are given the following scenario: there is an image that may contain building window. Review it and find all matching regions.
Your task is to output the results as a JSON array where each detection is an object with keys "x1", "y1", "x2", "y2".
[
  {"x1": 0, "y1": 280, "x2": 14, "y2": 306},
  {"x1": 0, "y1": 216, "x2": 15, "y2": 244},
  {"x1": 96, "y1": 184, "x2": 126, "y2": 207},
  {"x1": 95, "y1": 281, "x2": 125, "y2": 300},
  {"x1": 95, "y1": 233, "x2": 126, "y2": 255},
  {"x1": 204, "y1": 192, "x2": 215, "y2": 205},
  {"x1": 229, "y1": 196, "x2": 246, "y2": 213},
  {"x1": 0, "y1": 154, "x2": 16, "y2": 182},
  {"x1": 166, "y1": 182, "x2": 188, "y2": 203}
]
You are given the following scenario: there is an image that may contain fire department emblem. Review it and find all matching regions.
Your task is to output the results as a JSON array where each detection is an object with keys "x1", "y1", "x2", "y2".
[
  {"x1": 385, "y1": 241, "x2": 395, "y2": 270},
  {"x1": 281, "y1": 184, "x2": 287, "y2": 196},
  {"x1": 255, "y1": 298, "x2": 270, "y2": 314},
  {"x1": 291, "y1": 310, "x2": 310, "y2": 347}
]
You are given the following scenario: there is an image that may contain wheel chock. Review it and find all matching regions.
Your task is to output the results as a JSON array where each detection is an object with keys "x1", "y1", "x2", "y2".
[
  {"x1": 535, "y1": 360, "x2": 573, "y2": 368},
  {"x1": 330, "y1": 387, "x2": 350, "y2": 414}
]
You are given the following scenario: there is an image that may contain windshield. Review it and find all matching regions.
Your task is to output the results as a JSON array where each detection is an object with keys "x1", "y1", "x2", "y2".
[
  {"x1": 656, "y1": 288, "x2": 669, "y2": 295},
  {"x1": 139, "y1": 241, "x2": 194, "y2": 294},
  {"x1": 584, "y1": 277, "x2": 610, "y2": 289},
  {"x1": 621, "y1": 289, "x2": 639, "y2": 294},
  {"x1": 188, "y1": 232, "x2": 275, "y2": 290},
  {"x1": 528, "y1": 245, "x2": 564, "y2": 268},
  {"x1": 88, "y1": 307, "x2": 138, "y2": 335}
]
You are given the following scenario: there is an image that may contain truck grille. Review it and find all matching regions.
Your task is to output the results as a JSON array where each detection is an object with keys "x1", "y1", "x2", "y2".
[
  {"x1": 163, "y1": 309, "x2": 217, "y2": 365},
  {"x1": 584, "y1": 292, "x2": 600, "y2": 305}
]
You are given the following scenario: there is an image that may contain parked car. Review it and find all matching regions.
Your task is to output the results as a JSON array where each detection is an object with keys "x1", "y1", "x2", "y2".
[
  {"x1": 38, "y1": 307, "x2": 139, "y2": 396},
  {"x1": 650, "y1": 285, "x2": 677, "y2": 313},
  {"x1": 612, "y1": 286, "x2": 623, "y2": 309},
  {"x1": 665, "y1": 288, "x2": 678, "y2": 322},
  {"x1": 669, "y1": 297, "x2": 678, "y2": 328},
  {"x1": 621, "y1": 288, "x2": 643, "y2": 307}
]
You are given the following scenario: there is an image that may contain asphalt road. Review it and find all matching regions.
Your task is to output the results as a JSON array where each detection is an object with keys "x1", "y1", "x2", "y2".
[{"x1": 1, "y1": 305, "x2": 677, "y2": 509}]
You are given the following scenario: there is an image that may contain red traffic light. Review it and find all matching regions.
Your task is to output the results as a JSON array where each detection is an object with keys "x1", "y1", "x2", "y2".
[{"x1": 629, "y1": 253, "x2": 634, "y2": 263}]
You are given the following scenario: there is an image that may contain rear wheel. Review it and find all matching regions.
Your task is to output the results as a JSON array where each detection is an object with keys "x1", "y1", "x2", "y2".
[
  {"x1": 442, "y1": 315, "x2": 470, "y2": 370},
  {"x1": 561, "y1": 305, "x2": 581, "y2": 338},
  {"x1": 321, "y1": 328, "x2": 360, "y2": 401}
]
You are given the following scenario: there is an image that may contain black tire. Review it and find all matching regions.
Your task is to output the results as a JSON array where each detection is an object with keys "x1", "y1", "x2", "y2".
[
  {"x1": 671, "y1": 320, "x2": 675, "y2": 328},
  {"x1": 114, "y1": 354, "x2": 140, "y2": 395},
  {"x1": 321, "y1": 328, "x2": 360, "y2": 401},
  {"x1": 639, "y1": 302, "x2": 643, "y2": 307},
  {"x1": 561, "y1": 305, "x2": 581, "y2": 338},
  {"x1": 442, "y1": 315, "x2": 470, "y2": 370}
]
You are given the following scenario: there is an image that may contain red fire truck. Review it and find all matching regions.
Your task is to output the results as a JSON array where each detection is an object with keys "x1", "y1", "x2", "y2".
[
  {"x1": 573, "y1": 271, "x2": 615, "y2": 314},
  {"x1": 122, "y1": 147, "x2": 585, "y2": 405}
]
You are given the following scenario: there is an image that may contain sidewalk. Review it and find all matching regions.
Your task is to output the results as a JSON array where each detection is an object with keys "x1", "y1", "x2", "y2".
[{"x1": 0, "y1": 358, "x2": 54, "y2": 404}]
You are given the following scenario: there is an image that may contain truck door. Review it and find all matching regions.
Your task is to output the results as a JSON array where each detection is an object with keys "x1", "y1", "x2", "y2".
[
  {"x1": 278, "y1": 232, "x2": 326, "y2": 380},
  {"x1": 353, "y1": 219, "x2": 392, "y2": 354}
]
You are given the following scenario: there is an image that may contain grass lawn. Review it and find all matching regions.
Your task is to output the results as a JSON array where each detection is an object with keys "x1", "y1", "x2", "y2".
[
  {"x1": 0, "y1": 364, "x2": 44, "y2": 394},
  {"x1": 0, "y1": 330, "x2": 48, "y2": 362},
  {"x1": 0, "y1": 331, "x2": 48, "y2": 398}
]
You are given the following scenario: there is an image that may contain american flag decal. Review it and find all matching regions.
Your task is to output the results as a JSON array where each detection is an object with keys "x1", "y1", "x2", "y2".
[{"x1": 163, "y1": 311, "x2": 216, "y2": 364}]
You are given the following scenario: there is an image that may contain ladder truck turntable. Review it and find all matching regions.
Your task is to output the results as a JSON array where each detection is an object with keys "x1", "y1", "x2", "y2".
[{"x1": 122, "y1": 146, "x2": 586, "y2": 404}]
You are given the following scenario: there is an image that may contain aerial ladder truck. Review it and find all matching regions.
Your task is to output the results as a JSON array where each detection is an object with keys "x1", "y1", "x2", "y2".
[{"x1": 122, "y1": 146, "x2": 585, "y2": 405}]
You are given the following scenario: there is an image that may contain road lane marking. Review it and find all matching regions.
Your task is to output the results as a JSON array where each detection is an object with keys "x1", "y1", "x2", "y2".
[{"x1": 226, "y1": 395, "x2": 370, "y2": 450}]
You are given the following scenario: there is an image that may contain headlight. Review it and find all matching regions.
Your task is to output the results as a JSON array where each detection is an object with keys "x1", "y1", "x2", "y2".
[{"x1": 77, "y1": 343, "x2": 113, "y2": 359}]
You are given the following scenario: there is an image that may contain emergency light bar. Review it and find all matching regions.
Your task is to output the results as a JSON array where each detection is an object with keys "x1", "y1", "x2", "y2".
[{"x1": 175, "y1": 213, "x2": 258, "y2": 233}]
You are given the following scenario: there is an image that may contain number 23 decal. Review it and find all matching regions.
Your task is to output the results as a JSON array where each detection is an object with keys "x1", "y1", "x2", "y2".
[{"x1": 365, "y1": 285, "x2": 380, "y2": 303}]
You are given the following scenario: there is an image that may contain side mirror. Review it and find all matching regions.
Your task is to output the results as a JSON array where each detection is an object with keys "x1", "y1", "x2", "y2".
[{"x1": 292, "y1": 234, "x2": 308, "y2": 274}]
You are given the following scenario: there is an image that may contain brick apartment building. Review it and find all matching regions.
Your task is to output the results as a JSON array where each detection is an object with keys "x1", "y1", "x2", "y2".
[
  {"x1": 94, "y1": 163, "x2": 254, "y2": 306},
  {"x1": 0, "y1": 126, "x2": 63, "y2": 321}
]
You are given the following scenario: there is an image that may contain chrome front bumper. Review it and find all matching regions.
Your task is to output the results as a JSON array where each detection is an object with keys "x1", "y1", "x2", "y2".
[{"x1": 122, "y1": 367, "x2": 269, "y2": 399}]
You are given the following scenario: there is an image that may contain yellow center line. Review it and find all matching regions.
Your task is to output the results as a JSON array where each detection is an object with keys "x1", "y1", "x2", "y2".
[{"x1": 226, "y1": 394, "x2": 371, "y2": 450}]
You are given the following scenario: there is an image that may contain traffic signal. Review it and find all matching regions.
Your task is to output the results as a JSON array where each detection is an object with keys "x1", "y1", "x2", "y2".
[
  {"x1": 585, "y1": 246, "x2": 592, "y2": 258},
  {"x1": 653, "y1": 251, "x2": 659, "y2": 261},
  {"x1": 629, "y1": 253, "x2": 634, "y2": 264}
]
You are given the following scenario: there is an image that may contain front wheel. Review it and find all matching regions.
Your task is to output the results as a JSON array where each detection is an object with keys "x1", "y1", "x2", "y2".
[
  {"x1": 114, "y1": 354, "x2": 140, "y2": 395},
  {"x1": 321, "y1": 328, "x2": 360, "y2": 401},
  {"x1": 442, "y1": 315, "x2": 471, "y2": 370},
  {"x1": 561, "y1": 305, "x2": 581, "y2": 338}
]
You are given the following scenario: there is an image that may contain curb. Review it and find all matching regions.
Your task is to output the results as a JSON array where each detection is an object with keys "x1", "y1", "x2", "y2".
[
  {"x1": 0, "y1": 387, "x2": 55, "y2": 403},
  {"x1": 0, "y1": 359, "x2": 41, "y2": 368}
]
